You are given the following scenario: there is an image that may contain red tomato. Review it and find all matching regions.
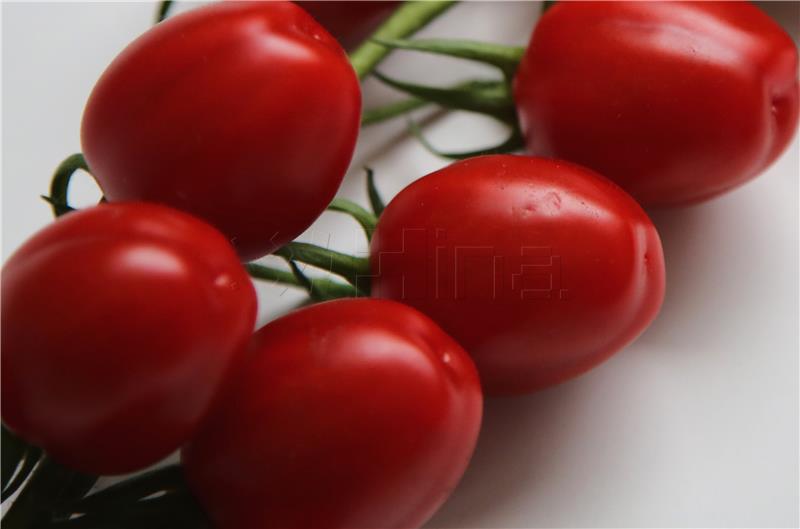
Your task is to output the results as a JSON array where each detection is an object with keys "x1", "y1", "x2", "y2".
[
  {"x1": 1, "y1": 203, "x2": 257, "y2": 475},
  {"x1": 370, "y1": 155, "x2": 665, "y2": 395},
  {"x1": 81, "y1": 1, "x2": 361, "y2": 261},
  {"x1": 183, "y1": 298, "x2": 482, "y2": 529},
  {"x1": 298, "y1": 1, "x2": 401, "y2": 50},
  {"x1": 514, "y1": 1, "x2": 799, "y2": 206}
]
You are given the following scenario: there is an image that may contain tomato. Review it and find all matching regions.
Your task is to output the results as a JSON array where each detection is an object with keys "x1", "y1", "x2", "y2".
[
  {"x1": 514, "y1": 1, "x2": 799, "y2": 207},
  {"x1": 81, "y1": 1, "x2": 361, "y2": 261},
  {"x1": 297, "y1": 1, "x2": 401, "y2": 50},
  {"x1": 370, "y1": 155, "x2": 665, "y2": 395},
  {"x1": 183, "y1": 298, "x2": 482, "y2": 529},
  {"x1": 1, "y1": 203, "x2": 257, "y2": 475}
]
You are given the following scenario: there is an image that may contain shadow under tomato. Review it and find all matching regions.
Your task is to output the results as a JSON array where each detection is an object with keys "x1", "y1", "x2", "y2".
[
  {"x1": 424, "y1": 380, "x2": 591, "y2": 528},
  {"x1": 632, "y1": 204, "x2": 709, "y2": 350},
  {"x1": 634, "y1": 178, "x2": 796, "y2": 353}
]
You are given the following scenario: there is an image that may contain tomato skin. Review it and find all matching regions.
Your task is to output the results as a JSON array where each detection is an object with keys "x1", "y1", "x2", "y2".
[
  {"x1": 81, "y1": 1, "x2": 361, "y2": 261},
  {"x1": 1, "y1": 203, "x2": 257, "y2": 475},
  {"x1": 514, "y1": 1, "x2": 799, "y2": 207},
  {"x1": 183, "y1": 298, "x2": 482, "y2": 529},
  {"x1": 370, "y1": 155, "x2": 665, "y2": 395},
  {"x1": 297, "y1": 1, "x2": 401, "y2": 50}
]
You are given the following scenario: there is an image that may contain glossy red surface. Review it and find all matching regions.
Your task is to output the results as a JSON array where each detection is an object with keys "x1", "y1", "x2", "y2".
[
  {"x1": 1, "y1": 203, "x2": 256, "y2": 474},
  {"x1": 514, "y1": 1, "x2": 799, "y2": 206},
  {"x1": 370, "y1": 155, "x2": 666, "y2": 395},
  {"x1": 183, "y1": 298, "x2": 482, "y2": 529},
  {"x1": 81, "y1": 1, "x2": 361, "y2": 260},
  {"x1": 297, "y1": 1, "x2": 401, "y2": 50}
]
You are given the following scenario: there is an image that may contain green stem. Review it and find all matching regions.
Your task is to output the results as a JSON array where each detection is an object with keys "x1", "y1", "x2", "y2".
[
  {"x1": 246, "y1": 263, "x2": 359, "y2": 300},
  {"x1": 408, "y1": 119, "x2": 524, "y2": 160},
  {"x1": 366, "y1": 168, "x2": 386, "y2": 216},
  {"x1": 362, "y1": 78, "x2": 512, "y2": 126},
  {"x1": 327, "y1": 198, "x2": 378, "y2": 240},
  {"x1": 274, "y1": 242, "x2": 371, "y2": 290},
  {"x1": 371, "y1": 37, "x2": 524, "y2": 78},
  {"x1": 155, "y1": 0, "x2": 173, "y2": 23},
  {"x1": 362, "y1": 97, "x2": 431, "y2": 126},
  {"x1": 1, "y1": 457, "x2": 97, "y2": 529},
  {"x1": 373, "y1": 72, "x2": 515, "y2": 123},
  {"x1": 349, "y1": 1, "x2": 457, "y2": 80},
  {"x1": 43, "y1": 153, "x2": 90, "y2": 218}
]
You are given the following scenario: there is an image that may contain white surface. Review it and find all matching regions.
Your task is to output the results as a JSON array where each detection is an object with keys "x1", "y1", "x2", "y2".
[{"x1": 2, "y1": 2, "x2": 798, "y2": 527}]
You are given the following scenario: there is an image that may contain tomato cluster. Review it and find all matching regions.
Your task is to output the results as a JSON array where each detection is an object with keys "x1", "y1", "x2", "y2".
[{"x1": 1, "y1": 1, "x2": 796, "y2": 528}]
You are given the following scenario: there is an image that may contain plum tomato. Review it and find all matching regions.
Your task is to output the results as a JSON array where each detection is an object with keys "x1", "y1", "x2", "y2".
[
  {"x1": 81, "y1": 1, "x2": 361, "y2": 260},
  {"x1": 182, "y1": 298, "x2": 482, "y2": 529},
  {"x1": 370, "y1": 155, "x2": 665, "y2": 395},
  {"x1": 514, "y1": 1, "x2": 799, "y2": 206},
  {"x1": 1, "y1": 203, "x2": 257, "y2": 475}
]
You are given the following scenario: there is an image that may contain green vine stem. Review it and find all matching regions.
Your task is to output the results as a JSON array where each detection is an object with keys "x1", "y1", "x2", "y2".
[
  {"x1": 366, "y1": 168, "x2": 386, "y2": 216},
  {"x1": 349, "y1": 1, "x2": 457, "y2": 79},
  {"x1": 362, "y1": 78, "x2": 508, "y2": 126},
  {"x1": 362, "y1": 96, "x2": 430, "y2": 126},
  {"x1": 246, "y1": 263, "x2": 359, "y2": 301},
  {"x1": 372, "y1": 37, "x2": 524, "y2": 79},
  {"x1": 42, "y1": 153, "x2": 91, "y2": 218},
  {"x1": 373, "y1": 72, "x2": 516, "y2": 123},
  {"x1": 408, "y1": 118, "x2": 524, "y2": 160},
  {"x1": 274, "y1": 242, "x2": 371, "y2": 290},
  {"x1": 327, "y1": 198, "x2": 378, "y2": 240},
  {"x1": 155, "y1": 0, "x2": 172, "y2": 23}
]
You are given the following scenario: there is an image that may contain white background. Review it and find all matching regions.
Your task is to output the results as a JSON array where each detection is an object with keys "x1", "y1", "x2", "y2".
[{"x1": 2, "y1": 2, "x2": 798, "y2": 527}]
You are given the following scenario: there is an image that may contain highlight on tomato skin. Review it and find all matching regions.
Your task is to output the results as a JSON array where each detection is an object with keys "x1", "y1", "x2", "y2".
[
  {"x1": 0, "y1": 202, "x2": 257, "y2": 475},
  {"x1": 370, "y1": 154, "x2": 666, "y2": 396},
  {"x1": 81, "y1": 1, "x2": 361, "y2": 261},
  {"x1": 182, "y1": 298, "x2": 482, "y2": 529},
  {"x1": 514, "y1": 1, "x2": 799, "y2": 207}
]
